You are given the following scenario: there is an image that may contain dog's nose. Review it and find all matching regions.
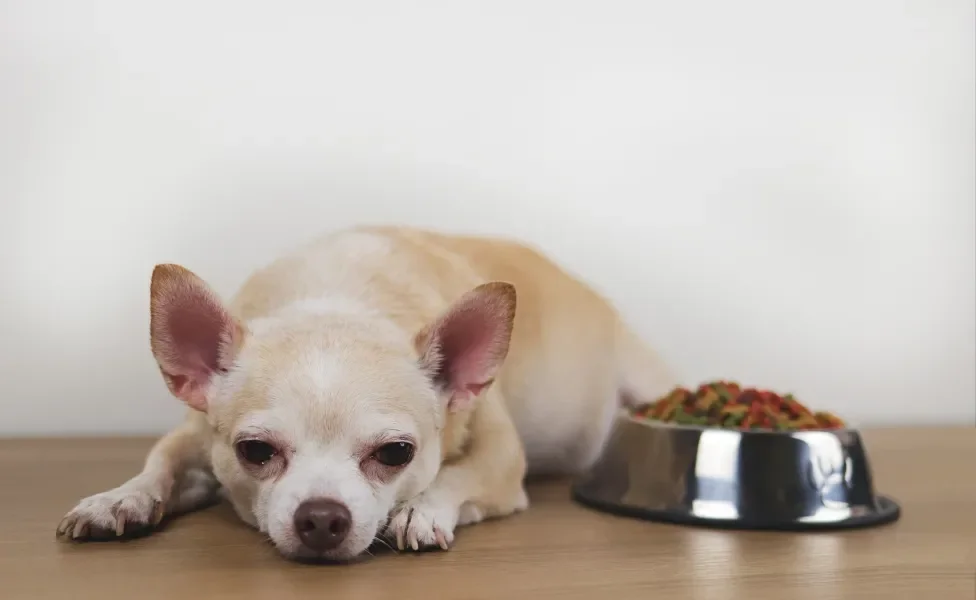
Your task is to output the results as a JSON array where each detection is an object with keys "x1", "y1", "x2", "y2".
[{"x1": 293, "y1": 499, "x2": 352, "y2": 552}]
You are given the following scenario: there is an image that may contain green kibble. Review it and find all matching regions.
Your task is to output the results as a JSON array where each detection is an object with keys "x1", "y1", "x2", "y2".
[
  {"x1": 714, "y1": 385, "x2": 735, "y2": 402},
  {"x1": 723, "y1": 414, "x2": 745, "y2": 427}
]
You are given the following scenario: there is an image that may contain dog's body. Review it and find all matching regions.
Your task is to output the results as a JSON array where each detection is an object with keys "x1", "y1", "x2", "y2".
[{"x1": 57, "y1": 226, "x2": 674, "y2": 560}]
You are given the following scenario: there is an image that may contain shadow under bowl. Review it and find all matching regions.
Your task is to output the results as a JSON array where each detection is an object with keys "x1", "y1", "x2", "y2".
[{"x1": 570, "y1": 415, "x2": 901, "y2": 531}]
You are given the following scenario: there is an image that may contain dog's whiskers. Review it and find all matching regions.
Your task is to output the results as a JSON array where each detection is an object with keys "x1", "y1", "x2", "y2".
[{"x1": 372, "y1": 535, "x2": 397, "y2": 554}]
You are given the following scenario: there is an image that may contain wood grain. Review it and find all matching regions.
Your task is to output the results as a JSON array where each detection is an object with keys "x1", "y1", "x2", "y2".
[{"x1": 0, "y1": 427, "x2": 973, "y2": 599}]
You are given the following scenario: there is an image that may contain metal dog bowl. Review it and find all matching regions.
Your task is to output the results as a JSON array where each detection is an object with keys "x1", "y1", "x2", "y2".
[{"x1": 571, "y1": 415, "x2": 901, "y2": 531}]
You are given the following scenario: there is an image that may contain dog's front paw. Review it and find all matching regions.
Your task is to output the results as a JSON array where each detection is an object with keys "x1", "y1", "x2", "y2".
[
  {"x1": 386, "y1": 493, "x2": 459, "y2": 552},
  {"x1": 56, "y1": 480, "x2": 166, "y2": 541}
]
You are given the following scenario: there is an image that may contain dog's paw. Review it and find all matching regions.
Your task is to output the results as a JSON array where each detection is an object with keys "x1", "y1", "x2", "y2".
[
  {"x1": 457, "y1": 486, "x2": 529, "y2": 526},
  {"x1": 386, "y1": 493, "x2": 459, "y2": 552},
  {"x1": 56, "y1": 481, "x2": 166, "y2": 541},
  {"x1": 456, "y1": 502, "x2": 486, "y2": 527}
]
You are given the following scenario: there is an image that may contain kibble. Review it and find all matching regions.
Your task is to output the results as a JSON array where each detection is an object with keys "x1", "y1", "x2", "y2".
[{"x1": 632, "y1": 380, "x2": 845, "y2": 431}]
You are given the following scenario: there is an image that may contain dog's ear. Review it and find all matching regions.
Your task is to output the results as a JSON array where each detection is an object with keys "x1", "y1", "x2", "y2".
[
  {"x1": 149, "y1": 264, "x2": 244, "y2": 412},
  {"x1": 416, "y1": 282, "x2": 516, "y2": 412}
]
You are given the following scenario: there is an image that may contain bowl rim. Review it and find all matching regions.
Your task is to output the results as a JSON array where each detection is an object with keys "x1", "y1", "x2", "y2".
[{"x1": 620, "y1": 413, "x2": 858, "y2": 435}]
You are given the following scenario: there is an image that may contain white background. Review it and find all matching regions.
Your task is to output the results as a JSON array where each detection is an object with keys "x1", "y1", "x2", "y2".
[{"x1": 2, "y1": 0, "x2": 973, "y2": 435}]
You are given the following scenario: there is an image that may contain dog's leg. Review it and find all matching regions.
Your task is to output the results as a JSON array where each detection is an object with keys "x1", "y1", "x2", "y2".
[
  {"x1": 56, "y1": 416, "x2": 215, "y2": 541},
  {"x1": 386, "y1": 281, "x2": 525, "y2": 551},
  {"x1": 386, "y1": 399, "x2": 528, "y2": 551}
]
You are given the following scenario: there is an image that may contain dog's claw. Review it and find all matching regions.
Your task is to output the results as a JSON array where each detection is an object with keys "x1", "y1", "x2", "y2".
[
  {"x1": 434, "y1": 527, "x2": 449, "y2": 550},
  {"x1": 115, "y1": 514, "x2": 127, "y2": 536},
  {"x1": 56, "y1": 517, "x2": 70, "y2": 538},
  {"x1": 72, "y1": 520, "x2": 89, "y2": 539}
]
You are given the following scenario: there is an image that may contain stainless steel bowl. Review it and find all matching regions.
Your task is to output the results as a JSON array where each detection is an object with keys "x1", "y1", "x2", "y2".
[{"x1": 571, "y1": 415, "x2": 901, "y2": 530}]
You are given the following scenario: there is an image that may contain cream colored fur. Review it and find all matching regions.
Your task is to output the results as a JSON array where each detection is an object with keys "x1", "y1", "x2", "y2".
[{"x1": 56, "y1": 226, "x2": 675, "y2": 561}]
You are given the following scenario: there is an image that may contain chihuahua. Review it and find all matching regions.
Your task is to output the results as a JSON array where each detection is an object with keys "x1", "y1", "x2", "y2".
[{"x1": 56, "y1": 226, "x2": 674, "y2": 561}]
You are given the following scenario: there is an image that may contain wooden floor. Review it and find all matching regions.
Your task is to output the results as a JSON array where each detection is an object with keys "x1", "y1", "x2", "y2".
[{"x1": 0, "y1": 427, "x2": 973, "y2": 599}]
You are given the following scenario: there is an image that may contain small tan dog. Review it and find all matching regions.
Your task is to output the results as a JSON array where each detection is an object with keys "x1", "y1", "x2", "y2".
[{"x1": 56, "y1": 226, "x2": 674, "y2": 561}]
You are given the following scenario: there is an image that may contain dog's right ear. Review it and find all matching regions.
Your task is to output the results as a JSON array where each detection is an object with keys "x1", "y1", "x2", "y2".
[{"x1": 149, "y1": 264, "x2": 244, "y2": 412}]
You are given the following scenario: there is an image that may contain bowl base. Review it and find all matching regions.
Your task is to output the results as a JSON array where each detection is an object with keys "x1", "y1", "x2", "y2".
[{"x1": 570, "y1": 486, "x2": 901, "y2": 532}]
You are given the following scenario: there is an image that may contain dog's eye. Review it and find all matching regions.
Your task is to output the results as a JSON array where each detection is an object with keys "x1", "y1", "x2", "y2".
[
  {"x1": 237, "y1": 440, "x2": 278, "y2": 466},
  {"x1": 373, "y1": 442, "x2": 415, "y2": 467}
]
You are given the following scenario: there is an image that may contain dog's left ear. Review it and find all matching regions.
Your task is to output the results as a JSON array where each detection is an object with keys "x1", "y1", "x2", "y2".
[{"x1": 416, "y1": 282, "x2": 516, "y2": 412}]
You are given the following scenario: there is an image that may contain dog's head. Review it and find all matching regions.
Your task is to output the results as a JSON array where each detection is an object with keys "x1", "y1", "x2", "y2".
[{"x1": 148, "y1": 264, "x2": 515, "y2": 561}]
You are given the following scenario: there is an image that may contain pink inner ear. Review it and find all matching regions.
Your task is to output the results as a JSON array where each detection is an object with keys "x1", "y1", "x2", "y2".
[
  {"x1": 433, "y1": 306, "x2": 504, "y2": 389},
  {"x1": 150, "y1": 265, "x2": 241, "y2": 412},
  {"x1": 165, "y1": 305, "x2": 229, "y2": 379},
  {"x1": 421, "y1": 283, "x2": 515, "y2": 411}
]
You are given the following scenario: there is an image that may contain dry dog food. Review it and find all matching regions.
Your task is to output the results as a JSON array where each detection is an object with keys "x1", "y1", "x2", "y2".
[{"x1": 632, "y1": 380, "x2": 845, "y2": 431}]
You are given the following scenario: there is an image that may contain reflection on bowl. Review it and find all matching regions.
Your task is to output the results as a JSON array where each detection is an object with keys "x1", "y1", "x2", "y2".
[{"x1": 570, "y1": 415, "x2": 901, "y2": 530}]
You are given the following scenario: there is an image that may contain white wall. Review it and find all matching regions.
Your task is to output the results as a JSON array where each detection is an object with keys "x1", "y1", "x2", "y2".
[{"x1": 2, "y1": 0, "x2": 973, "y2": 435}]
